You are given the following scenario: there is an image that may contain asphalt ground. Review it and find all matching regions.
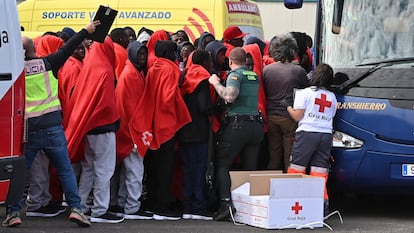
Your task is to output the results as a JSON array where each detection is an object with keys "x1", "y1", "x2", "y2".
[{"x1": 1, "y1": 194, "x2": 414, "y2": 233}]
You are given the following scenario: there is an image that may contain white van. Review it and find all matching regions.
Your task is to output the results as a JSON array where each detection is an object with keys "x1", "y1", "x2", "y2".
[{"x1": 0, "y1": 0, "x2": 26, "y2": 205}]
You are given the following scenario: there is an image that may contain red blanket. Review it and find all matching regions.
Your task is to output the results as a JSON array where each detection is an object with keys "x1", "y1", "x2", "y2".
[
  {"x1": 115, "y1": 60, "x2": 145, "y2": 160},
  {"x1": 146, "y1": 30, "x2": 169, "y2": 68},
  {"x1": 114, "y1": 43, "x2": 128, "y2": 80},
  {"x1": 181, "y1": 64, "x2": 210, "y2": 95},
  {"x1": 65, "y1": 37, "x2": 119, "y2": 162},
  {"x1": 244, "y1": 44, "x2": 268, "y2": 131},
  {"x1": 58, "y1": 56, "x2": 83, "y2": 128},
  {"x1": 130, "y1": 57, "x2": 191, "y2": 157}
]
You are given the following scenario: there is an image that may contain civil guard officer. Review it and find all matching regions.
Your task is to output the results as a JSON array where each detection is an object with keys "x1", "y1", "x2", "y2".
[{"x1": 208, "y1": 47, "x2": 264, "y2": 221}]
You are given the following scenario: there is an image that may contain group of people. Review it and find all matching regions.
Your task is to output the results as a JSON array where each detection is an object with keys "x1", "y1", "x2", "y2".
[{"x1": 2, "y1": 20, "x2": 338, "y2": 228}]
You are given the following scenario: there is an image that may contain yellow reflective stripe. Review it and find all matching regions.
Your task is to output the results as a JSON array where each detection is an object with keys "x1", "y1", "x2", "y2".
[
  {"x1": 25, "y1": 68, "x2": 61, "y2": 118},
  {"x1": 26, "y1": 105, "x2": 61, "y2": 118}
]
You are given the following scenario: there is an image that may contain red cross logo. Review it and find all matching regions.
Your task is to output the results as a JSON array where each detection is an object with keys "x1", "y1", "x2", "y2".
[
  {"x1": 291, "y1": 202, "x2": 303, "y2": 215},
  {"x1": 314, "y1": 93, "x2": 332, "y2": 113},
  {"x1": 141, "y1": 131, "x2": 153, "y2": 146}
]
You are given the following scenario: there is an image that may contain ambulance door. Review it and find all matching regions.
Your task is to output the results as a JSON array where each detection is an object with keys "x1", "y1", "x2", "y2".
[{"x1": 0, "y1": 0, "x2": 26, "y2": 204}]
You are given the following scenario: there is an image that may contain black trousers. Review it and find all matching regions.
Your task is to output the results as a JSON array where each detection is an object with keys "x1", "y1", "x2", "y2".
[
  {"x1": 215, "y1": 118, "x2": 264, "y2": 200},
  {"x1": 144, "y1": 137, "x2": 176, "y2": 212}
]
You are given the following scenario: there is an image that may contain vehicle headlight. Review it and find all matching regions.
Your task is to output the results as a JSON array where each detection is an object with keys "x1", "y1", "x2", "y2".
[{"x1": 332, "y1": 131, "x2": 364, "y2": 148}]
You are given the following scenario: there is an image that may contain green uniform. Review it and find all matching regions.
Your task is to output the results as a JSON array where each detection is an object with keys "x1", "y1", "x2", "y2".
[{"x1": 225, "y1": 67, "x2": 259, "y2": 116}]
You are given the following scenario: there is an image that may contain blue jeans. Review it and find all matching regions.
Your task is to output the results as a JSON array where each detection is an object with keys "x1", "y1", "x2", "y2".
[
  {"x1": 179, "y1": 143, "x2": 208, "y2": 214},
  {"x1": 6, "y1": 124, "x2": 81, "y2": 213}
]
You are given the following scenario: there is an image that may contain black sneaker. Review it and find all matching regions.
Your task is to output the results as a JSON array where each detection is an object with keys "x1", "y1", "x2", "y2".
[
  {"x1": 213, "y1": 204, "x2": 236, "y2": 221},
  {"x1": 191, "y1": 211, "x2": 213, "y2": 220},
  {"x1": 50, "y1": 202, "x2": 67, "y2": 214},
  {"x1": 26, "y1": 203, "x2": 66, "y2": 217},
  {"x1": 124, "y1": 209, "x2": 153, "y2": 220},
  {"x1": 153, "y1": 210, "x2": 181, "y2": 221},
  {"x1": 90, "y1": 212, "x2": 124, "y2": 223},
  {"x1": 109, "y1": 205, "x2": 124, "y2": 217},
  {"x1": 83, "y1": 210, "x2": 92, "y2": 219}
]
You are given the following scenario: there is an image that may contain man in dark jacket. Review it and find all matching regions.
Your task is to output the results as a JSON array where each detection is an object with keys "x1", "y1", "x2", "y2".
[{"x1": 178, "y1": 50, "x2": 215, "y2": 220}]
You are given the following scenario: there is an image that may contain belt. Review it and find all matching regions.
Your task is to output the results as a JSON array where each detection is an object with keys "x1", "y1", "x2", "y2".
[{"x1": 227, "y1": 115, "x2": 261, "y2": 121}]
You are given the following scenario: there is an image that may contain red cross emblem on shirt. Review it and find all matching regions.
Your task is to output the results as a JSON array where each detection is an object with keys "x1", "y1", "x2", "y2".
[
  {"x1": 291, "y1": 202, "x2": 303, "y2": 215},
  {"x1": 314, "y1": 93, "x2": 332, "y2": 113}
]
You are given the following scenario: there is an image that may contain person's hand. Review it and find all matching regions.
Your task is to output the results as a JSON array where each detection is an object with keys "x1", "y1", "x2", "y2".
[
  {"x1": 209, "y1": 74, "x2": 221, "y2": 86},
  {"x1": 280, "y1": 98, "x2": 293, "y2": 108},
  {"x1": 84, "y1": 20, "x2": 101, "y2": 34}
]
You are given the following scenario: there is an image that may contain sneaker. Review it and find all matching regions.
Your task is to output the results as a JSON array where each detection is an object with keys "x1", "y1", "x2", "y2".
[
  {"x1": 2, "y1": 212, "x2": 22, "y2": 227},
  {"x1": 90, "y1": 212, "x2": 124, "y2": 223},
  {"x1": 123, "y1": 209, "x2": 153, "y2": 220},
  {"x1": 50, "y1": 202, "x2": 67, "y2": 214},
  {"x1": 83, "y1": 210, "x2": 92, "y2": 219},
  {"x1": 213, "y1": 204, "x2": 236, "y2": 221},
  {"x1": 26, "y1": 202, "x2": 66, "y2": 217},
  {"x1": 69, "y1": 208, "x2": 91, "y2": 227},
  {"x1": 109, "y1": 205, "x2": 124, "y2": 217},
  {"x1": 153, "y1": 210, "x2": 181, "y2": 221},
  {"x1": 61, "y1": 200, "x2": 69, "y2": 207},
  {"x1": 191, "y1": 211, "x2": 213, "y2": 220},
  {"x1": 182, "y1": 212, "x2": 192, "y2": 220}
]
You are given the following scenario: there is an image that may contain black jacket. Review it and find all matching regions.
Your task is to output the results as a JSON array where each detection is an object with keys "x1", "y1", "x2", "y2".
[{"x1": 178, "y1": 80, "x2": 214, "y2": 143}]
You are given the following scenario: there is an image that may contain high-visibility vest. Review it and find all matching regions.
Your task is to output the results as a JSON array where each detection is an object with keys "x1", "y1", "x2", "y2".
[{"x1": 25, "y1": 59, "x2": 61, "y2": 119}]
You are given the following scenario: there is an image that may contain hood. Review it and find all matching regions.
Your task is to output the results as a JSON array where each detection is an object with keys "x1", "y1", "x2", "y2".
[
  {"x1": 205, "y1": 40, "x2": 227, "y2": 67},
  {"x1": 127, "y1": 40, "x2": 147, "y2": 71},
  {"x1": 155, "y1": 40, "x2": 177, "y2": 62},
  {"x1": 197, "y1": 32, "x2": 215, "y2": 50},
  {"x1": 36, "y1": 35, "x2": 64, "y2": 57}
]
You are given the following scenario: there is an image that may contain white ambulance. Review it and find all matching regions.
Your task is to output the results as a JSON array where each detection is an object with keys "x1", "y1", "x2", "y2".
[{"x1": 0, "y1": 0, "x2": 26, "y2": 205}]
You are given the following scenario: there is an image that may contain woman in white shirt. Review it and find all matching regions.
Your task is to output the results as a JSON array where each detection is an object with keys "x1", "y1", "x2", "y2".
[{"x1": 281, "y1": 63, "x2": 337, "y2": 216}]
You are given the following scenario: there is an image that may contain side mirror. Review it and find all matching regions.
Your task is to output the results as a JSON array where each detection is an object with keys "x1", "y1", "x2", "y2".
[
  {"x1": 284, "y1": 0, "x2": 303, "y2": 9},
  {"x1": 332, "y1": 0, "x2": 344, "y2": 34}
]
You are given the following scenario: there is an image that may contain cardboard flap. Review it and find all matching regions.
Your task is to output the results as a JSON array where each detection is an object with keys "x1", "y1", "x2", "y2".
[
  {"x1": 269, "y1": 176, "x2": 324, "y2": 198},
  {"x1": 230, "y1": 170, "x2": 282, "y2": 190},
  {"x1": 232, "y1": 182, "x2": 250, "y2": 194},
  {"x1": 249, "y1": 174, "x2": 297, "y2": 195}
]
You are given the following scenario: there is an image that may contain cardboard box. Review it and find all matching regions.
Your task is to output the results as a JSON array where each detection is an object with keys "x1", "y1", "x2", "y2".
[
  {"x1": 231, "y1": 170, "x2": 282, "y2": 225},
  {"x1": 230, "y1": 172, "x2": 324, "y2": 229}
]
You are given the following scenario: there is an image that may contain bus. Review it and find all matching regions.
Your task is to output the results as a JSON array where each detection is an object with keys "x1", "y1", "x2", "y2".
[
  {"x1": 0, "y1": 0, "x2": 26, "y2": 205},
  {"x1": 285, "y1": 0, "x2": 414, "y2": 195}
]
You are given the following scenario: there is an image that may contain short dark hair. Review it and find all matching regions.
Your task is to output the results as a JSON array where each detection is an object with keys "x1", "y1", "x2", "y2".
[
  {"x1": 110, "y1": 28, "x2": 128, "y2": 42},
  {"x1": 229, "y1": 47, "x2": 246, "y2": 65}
]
